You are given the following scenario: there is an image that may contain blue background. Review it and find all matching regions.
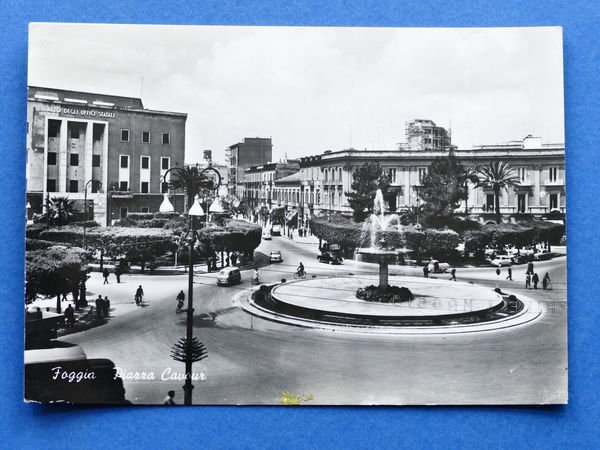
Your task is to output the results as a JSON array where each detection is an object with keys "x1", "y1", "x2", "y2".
[{"x1": 0, "y1": 1, "x2": 598, "y2": 448}]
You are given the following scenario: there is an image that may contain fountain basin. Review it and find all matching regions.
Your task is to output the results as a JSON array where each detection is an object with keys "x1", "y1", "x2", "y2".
[{"x1": 268, "y1": 275, "x2": 504, "y2": 319}]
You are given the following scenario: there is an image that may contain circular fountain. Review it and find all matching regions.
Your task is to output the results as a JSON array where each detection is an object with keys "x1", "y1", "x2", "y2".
[{"x1": 244, "y1": 190, "x2": 538, "y2": 333}]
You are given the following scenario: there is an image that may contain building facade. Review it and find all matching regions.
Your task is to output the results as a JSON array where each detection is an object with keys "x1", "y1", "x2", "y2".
[
  {"x1": 26, "y1": 86, "x2": 187, "y2": 225},
  {"x1": 269, "y1": 135, "x2": 565, "y2": 231},
  {"x1": 226, "y1": 137, "x2": 273, "y2": 196},
  {"x1": 239, "y1": 160, "x2": 300, "y2": 209}
]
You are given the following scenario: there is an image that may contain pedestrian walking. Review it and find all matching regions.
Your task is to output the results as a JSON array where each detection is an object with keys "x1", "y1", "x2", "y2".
[
  {"x1": 95, "y1": 295, "x2": 103, "y2": 318},
  {"x1": 64, "y1": 304, "x2": 75, "y2": 328},
  {"x1": 163, "y1": 390, "x2": 176, "y2": 405},
  {"x1": 423, "y1": 265, "x2": 429, "y2": 278},
  {"x1": 231, "y1": 252, "x2": 237, "y2": 266},
  {"x1": 135, "y1": 285, "x2": 144, "y2": 306},
  {"x1": 506, "y1": 267, "x2": 513, "y2": 281},
  {"x1": 543, "y1": 272, "x2": 551, "y2": 290},
  {"x1": 102, "y1": 268, "x2": 110, "y2": 284},
  {"x1": 532, "y1": 273, "x2": 539, "y2": 289},
  {"x1": 114, "y1": 266, "x2": 122, "y2": 283},
  {"x1": 104, "y1": 296, "x2": 110, "y2": 317},
  {"x1": 525, "y1": 273, "x2": 531, "y2": 289},
  {"x1": 450, "y1": 268, "x2": 456, "y2": 281}
]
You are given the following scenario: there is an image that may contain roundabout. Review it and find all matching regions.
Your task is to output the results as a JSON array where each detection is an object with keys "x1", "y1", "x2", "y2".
[{"x1": 243, "y1": 275, "x2": 543, "y2": 335}]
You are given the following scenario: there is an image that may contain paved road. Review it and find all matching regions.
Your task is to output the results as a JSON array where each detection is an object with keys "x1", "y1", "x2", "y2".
[{"x1": 62, "y1": 236, "x2": 567, "y2": 405}]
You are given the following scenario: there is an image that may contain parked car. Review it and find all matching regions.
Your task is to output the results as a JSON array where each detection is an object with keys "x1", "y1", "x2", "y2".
[
  {"x1": 427, "y1": 260, "x2": 450, "y2": 273},
  {"x1": 534, "y1": 250, "x2": 553, "y2": 261},
  {"x1": 511, "y1": 254, "x2": 532, "y2": 265},
  {"x1": 317, "y1": 251, "x2": 343, "y2": 265},
  {"x1": 271, "y1": 225, "x2": 282, "y2": 236},
  {"x1": 217, "y1": 267, "x2": 242, "y2": 286},
  {"x1": 270, "y1": 251, "x2": 283, "y2": 263},
  {"x1": 491, "y1": 255, "x2": 513, "y2": 267},
  {"x1": 262, "y1": 231, "x2": 272, "y2": 240}
]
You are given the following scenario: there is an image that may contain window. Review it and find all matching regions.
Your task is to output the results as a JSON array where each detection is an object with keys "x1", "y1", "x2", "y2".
[
  {"x1": 92, "y1": 155, "x2": 101, "y2": 167},
  {"x1": 517, "y1": 194, "x2": 527, "y2": 213},
  {"x1": 548, "y1": 167, "x2": 558, "y2": 182},
  {"x1": 518, "y1": 167, "x2": 527, "y2": 182},
  {"x1": 142, "y1": 131, "x2": 151, "y2": 143},
  {"x1": 119, "y1": 181, "x2": 129, "y2": 191},
  {"x1": 141, "y1": 182, "x2": 149, "y2": 193},
  {"x1": 141, "y1": 207, "x2": 150, "y2": 213},
  {"x1": 549, "y1": 193, "x2": 558, "y2": 210},
  {"x1": 388, "y1": 168, "x2": 396, "y2": 183},
  {"x1": 120, "y1": 207, "x2": 128, "y2": 219},
  {"x1": 120, "y1": 155, "x2": 129, "y2": 168},
  {"x1": 141, "y1": 156, "x2": 150, "y2": 169},
  {"x1": 69, "y1": 180, "x2": 79, "y2": 192},
  {"x1": 161, "y1": 157, "x2": 170, "y2": 170},
  {"x1": 121, "y1": 129, "x2": 130, "y2": 142},
  {"x1": 418, "y1": 167, "x2": 427, "y2": 182},
  {"x1": 161, "y1": 182, "x2": 169, "y2": 194},
  {"x1": 47, "y1": 179, "x2": 57, "y2": 192},
  {"x1": 47, "y1": 152, "x2": 57, "y2": 165},
  {"x1": 162, "y1": 133, "x2": 170, "y2": 145},
  {"x1": 70, "y1": 126, "x2": 80, "y2": 139},
  {"x1": 70, "y1": 153, "x2": 79, "y2": 166}
]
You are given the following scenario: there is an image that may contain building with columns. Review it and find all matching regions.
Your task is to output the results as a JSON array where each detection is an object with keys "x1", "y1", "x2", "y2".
[
  {"x1": 26, "y1": 86, "x2": 187, "y2": 225},
  {"x1": 269, "y1": 135, "x2": 565, "y2": 231}
]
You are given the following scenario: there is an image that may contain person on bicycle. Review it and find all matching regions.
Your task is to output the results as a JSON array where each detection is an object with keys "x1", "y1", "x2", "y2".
[
  {"x1": 176, "y1": 290, "x2": 185, "y2": 310},
  {"x1": 297, "y1": 262, "x2": 305, "y2": 277},
  {"x1": 135, "y1": 285, "x2": 144, "y2": 305},
  {"x1": 542, "y1": 272, "x2": 551, "y2": 290}
]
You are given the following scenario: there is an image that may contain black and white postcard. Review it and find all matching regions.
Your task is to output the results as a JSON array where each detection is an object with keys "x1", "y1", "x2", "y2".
[{"x1": 24, "y1": 24, "x2": 567, "y2": 405}]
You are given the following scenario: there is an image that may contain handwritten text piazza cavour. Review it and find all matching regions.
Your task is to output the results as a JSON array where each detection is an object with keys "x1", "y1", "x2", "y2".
[{"x1": 35, "y1": 104, "x2": 116, "y2": 118}]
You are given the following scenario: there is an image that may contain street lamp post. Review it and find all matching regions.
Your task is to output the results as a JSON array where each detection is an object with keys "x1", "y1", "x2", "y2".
[
  {"x1": 83, "y1": 179, "x2": 102, "y2": 250},
  {"x1": 164, "y1": 166, "x2": 221, "y2": 405}
]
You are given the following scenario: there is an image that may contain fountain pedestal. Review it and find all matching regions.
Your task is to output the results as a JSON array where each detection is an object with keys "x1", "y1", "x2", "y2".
[{"x1": 356, "y1": 248, "x2": 403, "y2": 289}]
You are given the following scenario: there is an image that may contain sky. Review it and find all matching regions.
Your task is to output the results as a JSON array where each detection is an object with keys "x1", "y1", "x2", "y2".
[{"x1": 28, "y1": 24, "x2": 565, "y2": 164}]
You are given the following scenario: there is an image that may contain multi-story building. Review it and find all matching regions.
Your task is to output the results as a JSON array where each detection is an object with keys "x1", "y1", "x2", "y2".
[
  {"x1": 240, "y1": 160, "x2": 300, "y2": 210},
  {"x1": 226, "y1": 137, "x2": 272, "y2": 196},
  {"x1": 26, "y1": 86, "x2": 187, "y2": 225},
  {"x1": 398, "y1": 119, "x2": 454, "y2": 151},
  {"x1": 272, "y1": 135, "x2": 565, "y2": 230}
]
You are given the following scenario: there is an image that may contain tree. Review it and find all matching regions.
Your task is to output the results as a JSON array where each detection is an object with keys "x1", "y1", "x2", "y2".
[
  {"x1": 167, "y1": 165, "x2": 220, "y2": 209},
  {"x1": 345, "y1": 162, "x2": 390, "y2": 222},
  {"x1": 47, "y1": 196, "x2": 76, "y2": 225},
  {"x1": 419, "y1": 150, "x2": 468, "y2": 219},
  {"x1": 399, "y1": 205, "x2": 424, "y2": 226},
  {"x1": 26, "y1": 245, "x2": 88, "y2": 313},
  {"x1": 476, "y1": 161, "x2": 521, "y2": 224}
]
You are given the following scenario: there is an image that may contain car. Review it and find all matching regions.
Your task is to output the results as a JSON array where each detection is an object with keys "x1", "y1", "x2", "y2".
[
  {"x1": 317, "y1": 251, "x2": 343, "y2": 265},
  {"x1": 262, "y1": 231, "x2": 272, "y2": 240},
  {"x1": 270, "y1": 251, "x2": 283, "y2": 263},
  {"x1": 491, "y1": 255, "x2": 513, "y2": 267},
  {"x1": 510, "y1": 253, "x2": 532, "y2": 265},
  {"x1": 271, "y1": 225, "x2": 282, "y2": 236},
  {"x1": 427, "y1": 260, "x2": 450, "y2": 273},
  {"x1": 534, "y1": 249, "x2": 553, "y2": 261},
  {"x1": 217, "y1": 267, "x2": 242, "y2": 286}
]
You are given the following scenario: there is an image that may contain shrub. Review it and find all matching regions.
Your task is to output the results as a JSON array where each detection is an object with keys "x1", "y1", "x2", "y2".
[{"x1": 356, "y1": 285, "x2": 413, "y2": 303}]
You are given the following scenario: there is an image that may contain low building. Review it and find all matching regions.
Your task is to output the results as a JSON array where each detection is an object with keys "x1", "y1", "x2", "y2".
[
  {"x1": 240, "y1": 160, "x2": 300, "y2": 211},
  {"x1": 26, "y1": 86, "x2": 187, "y2": 225}
]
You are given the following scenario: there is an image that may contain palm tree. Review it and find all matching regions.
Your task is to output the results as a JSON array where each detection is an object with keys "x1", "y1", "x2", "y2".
[
  {"x1": 476, "y1": 161, "x2": 521, "y2": 224},
  {"x1": 167, "y1": 165, "x2": 220, "y2": 209},
  {"x1": 47, "y1": 196, "x2": 75, "y2": 225}
]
